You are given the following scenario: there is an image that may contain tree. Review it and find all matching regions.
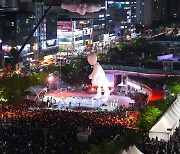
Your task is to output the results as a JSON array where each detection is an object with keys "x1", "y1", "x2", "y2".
[
  {"x1": 87, "y1": 141, "x2": 114, "y2": 154},
  {"x1": 0, "y1": 74, "x2": 29, "y2": 104},
  {"x1": 150, "y1": 99, "x2": 172, "y2": 112},
  {"x1": 0, "y1": 72, "x2": 46, "y2": 105},
  {"x1": 106, "y1": 47, "x2": 122, "y2": 63},
  {"x1": 43, "y1": 64, "x2": 59, "y2": 74},
  {"x1": 61, "y1": 55, "x2": 91, "y2": 85},
  {"x1": 167, "y1": 78, "x2": 180, "y2": 97},
  {"x1": 137, "y1": 106, "x2": 162, "y2": 131}
]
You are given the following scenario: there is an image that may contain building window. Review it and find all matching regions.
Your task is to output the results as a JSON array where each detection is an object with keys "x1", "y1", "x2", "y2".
[
  {"x1": 11, "y1": 22, "x2": 14, "y2": 26},
  {"x1": 26, "y1": 19, "x2": 29, "y2": 24}
]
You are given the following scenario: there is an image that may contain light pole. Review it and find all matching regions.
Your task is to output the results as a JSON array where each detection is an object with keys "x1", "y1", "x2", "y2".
[
  {"x1": 59, "y1": 51, "x2": 62, "y2": 92},
  {"x1": 47, "y1": 74, "x2": 54, "y2": 91},
  {"x1": 0, "y1": 101, "x2": 3, "y2": 126}
]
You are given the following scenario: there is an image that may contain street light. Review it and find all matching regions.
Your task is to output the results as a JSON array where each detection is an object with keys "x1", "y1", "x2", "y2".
[
  {"x1": 47, "y1": 74, "x2": 54, "y2": 83},
  {"x1": 47, "y1": 74, "x2": 54, "y2": 91}
]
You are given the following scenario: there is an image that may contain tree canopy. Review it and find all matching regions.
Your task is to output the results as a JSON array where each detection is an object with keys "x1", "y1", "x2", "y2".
[
  {"x1": 105, "y1": 39, "x2": 165, "y2": 65},
  {"x1": 137, "y1": 106, "x2": 162, "y2": 131},
  {"x1": 167, "y1": 77, "x2": 180, "y2": 97},
  {"x1": 0, "y1": 72, "x2": 47, "y2": 105},
  {"x1": 61, "y1": 56, "x2": 91, "y2": 85}
]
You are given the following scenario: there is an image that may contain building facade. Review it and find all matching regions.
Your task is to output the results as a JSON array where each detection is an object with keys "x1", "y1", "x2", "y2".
[
  {"x1": 167, "y1": 0, "x2": 180, "y2": 22},
  {"x1": 108, "y1": 0, "x2": 136, "y2": 36},
  {"x1": 136, "y1": 0, "x2": 180, "y2": 27},
  {"x1": 0, "y1": 0, "x2": 18, "y2": 11},
  {"x1": 136, "y1": 0, "x2": 152, "y2": 26}
]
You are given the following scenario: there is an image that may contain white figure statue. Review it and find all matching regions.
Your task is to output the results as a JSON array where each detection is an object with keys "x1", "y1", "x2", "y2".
[{"x1": 87, "y1": 53, "x2": 110, "y2": 99}]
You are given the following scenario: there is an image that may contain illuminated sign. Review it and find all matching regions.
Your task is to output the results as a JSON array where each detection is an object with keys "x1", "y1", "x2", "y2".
[
  {"x1": 33, "y1": 43, "x2": 38, "y2": 51},
  {"x1": 57, "y1": 21, "x2": 72, "y2": 32},
  {"x1": 2, "y1": 45, "x2": 12, "y2": 52},
  {"x1": 46, "y1": 39, "x2": 56, "y2": 47},
  {"x1": 157, "y1": 54, "x2": 173, "y2": 61}
]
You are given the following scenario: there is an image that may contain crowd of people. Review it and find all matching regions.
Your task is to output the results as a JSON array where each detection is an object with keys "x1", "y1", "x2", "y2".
[
  {"x1": 127, "y1": 91, "x2": 148, "y2": 106},
  {"x1": 1, "y1": 87, "x2": 174, "y2": 154},
  {"x1": 1, "y1": 100, "x2": 137, "y2": 154},
  {"x1": 137, "y1": 126, "x2": 180, "y2": 154}
]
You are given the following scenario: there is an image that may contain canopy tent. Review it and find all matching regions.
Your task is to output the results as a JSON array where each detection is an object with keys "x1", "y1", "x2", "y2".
[
  {"x1": 127, "y1": 145, "x2": 143, "y2": 154},
  {"x1": 121, "y1": 145, "x2": 143, "y2": 154},
  {"x1": 117, "y1": 82, "x2": 126, "y2": 87},
  {"x1": 149, "y1": 95, "x2": 180, "y2": 141},
  {"x1": 121, "y1": 150, "x2": 127, "y2": 154}
]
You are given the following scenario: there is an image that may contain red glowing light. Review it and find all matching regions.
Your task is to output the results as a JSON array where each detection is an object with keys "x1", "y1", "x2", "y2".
[{"x1": 149, "y1": 90, "x2": 163, "y2": 101}]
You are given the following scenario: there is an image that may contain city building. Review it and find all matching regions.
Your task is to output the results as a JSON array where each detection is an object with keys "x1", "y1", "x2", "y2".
[
  {"x1": 57, "y1": 20, "x2": 92, "y2": 53},
  {"x1": 1, "y1": 0, "x2": 139, "y2": 66},
  {"x1": 108, "y1": 0, "x2": 136, "y2": 36},
  {"x1": 0, "y1": 0, "x2": 18, "y2": 11},
  {"x1": 167, "y1": 0, "x2": 180, "y2": 22},
  {"x1": 0, "y1": 0, "x2": 19, "y2": 69},
  {"x1": 152, "y1": 0, "x2": 167, "y2": 25},
  {"x1": 136, "y1": 0, "x2": 152, "y2": 26},
  {"x1": 136, "y1": 0, "x2": 180, "y2": 27}
]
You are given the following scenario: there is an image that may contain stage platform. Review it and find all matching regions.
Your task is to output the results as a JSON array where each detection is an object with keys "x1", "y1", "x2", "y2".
[{"x1": 42, "y1": 90, "x2": 135, "y2": 111}]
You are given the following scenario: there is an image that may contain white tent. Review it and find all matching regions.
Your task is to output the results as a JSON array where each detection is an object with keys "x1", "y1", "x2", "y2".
[
  {"x1": 126, "y1": 145, "x2": 143, "y2": 154},
  {"x1": 117, "y1": 82, "x2": 126, "y2": 87},
  {"x1": 167, "y1": 110, "x2": 179, "y2": 127},
  {"x1": 149, "y1": 116, "x2": 175, "y2": 141},
  {"x1": 121, "y1": 150, "x2": 127, "y2": 154},
  {"x1": 149, "y1": 95, "x2": 180, "y2": 141}
]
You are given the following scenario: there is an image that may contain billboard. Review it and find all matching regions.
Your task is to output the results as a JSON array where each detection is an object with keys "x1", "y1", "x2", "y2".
[{"x1": 57, "y1": 21, "x2": 72, "y2": 32}]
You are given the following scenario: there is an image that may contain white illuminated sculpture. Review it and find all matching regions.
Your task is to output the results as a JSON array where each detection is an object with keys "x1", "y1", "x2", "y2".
[
  {"x1": 87, "y1": 53, "x2": 110, "y2": 99},
  {"x1": 61, "y1": 3, "x2": 101, "y2": 15}
]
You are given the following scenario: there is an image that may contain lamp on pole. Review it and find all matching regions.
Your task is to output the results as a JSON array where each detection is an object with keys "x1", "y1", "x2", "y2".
[{"x1": 47, "y1": 73, "x2": 54, "y2": 91}]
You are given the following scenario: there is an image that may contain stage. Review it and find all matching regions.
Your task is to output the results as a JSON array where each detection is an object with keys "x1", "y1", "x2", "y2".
[{"x1": 42, "y1": 90, "x2": 135, "y2": 111}]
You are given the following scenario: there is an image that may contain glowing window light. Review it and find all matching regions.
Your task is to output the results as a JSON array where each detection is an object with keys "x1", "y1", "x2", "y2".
[
  {"x1": 99, "y1": 14, "x2": 104, "y2": 18},
  {"x1": 108, "y1": 1, "x2": 114, "y2": 4}
]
